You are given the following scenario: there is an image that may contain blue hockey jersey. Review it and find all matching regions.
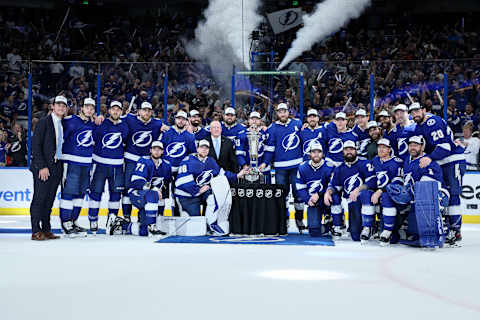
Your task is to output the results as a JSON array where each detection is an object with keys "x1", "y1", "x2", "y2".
[
  {"x1": 191, "y1": 127, "x2": 209, "y2": 143},
  {"x1": 175, "y1": 155, "x2": 237, "y2": 198},
  {"x1": 237, "y1": 128, "x2": 268, "y2": 168},
  {"x1": 321, "y1": 122, "x2": 358, "y2": 166},
  {"x1": 221, "y1": 122, "x2": 247, "y2": 142},
  {"x1": 262, "y1": 119, "x2": 303, "y2": 169},
  {"x1": 414, "y1": 115, "x2": 465, "y2": 166},
  {"x1": 61, "y1": 115, "x2": 96, "y2": 166},
  {"x1": 92, "y1": 118, "x2": 129, "y2": 167},
  {"x1": 299, "y1": 126, "x2": 325, "y2": 161},
  {"x1": 395, "y1": 122, "x2": 416, "y2": 161},
  {"x1": 352, "y1": 124, "x2": 370, "y2": 159},
  {"x1": 371, "y1": 156, "x2": 404, "y2": 190},
  {"x1": 123, "y1": 114, "x2": 164, "y2": 163},
  {"x1": 296, "y1": 160, "x2": 334, "y2": 203},
  {"x1": 328, "y1": 159, "x2": 376, "y2": 200},
  {"x1": 160, "y1": 127, "x2": 196, "y2": 172},
  {"x1": 403, "y1": 155, "x2": 444, "y2": 191},
  {"x1": 129, "y1": 157, "x2": 172, "y2": 193}
]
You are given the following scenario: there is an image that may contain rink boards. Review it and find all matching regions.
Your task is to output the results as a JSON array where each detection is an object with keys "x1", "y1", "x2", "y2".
[{"x1": 1, "y1": 168, "x2": 479, "y2": 223}]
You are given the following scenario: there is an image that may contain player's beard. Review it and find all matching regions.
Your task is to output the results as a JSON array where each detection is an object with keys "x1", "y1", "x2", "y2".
[
  {"x1": 308, "y1": 120, "x2": 317, "y2": 128},
  {"x1": 225, "y1": 118, "x2": 235, "y2": 126},
  {"x1": 409, "y1": 150, "x2": 420, "y2": 159},
  {"x1": 344, "y1": 153, "x2": 357, "y2": 163},
  {"x1": 382, "y1": 121, "x2": 391, "y2": 131},
  {"x1": 191, "y1": 119, "x2": 200, "y2": 127}
]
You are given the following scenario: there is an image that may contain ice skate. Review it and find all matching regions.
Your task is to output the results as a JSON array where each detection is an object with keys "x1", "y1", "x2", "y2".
[
  {"x1": 72, "y1": 221, "x2": 88, "y2": 237},
  {"x1": 148, "y1": 224, "x2": 166, "y2": 236},
  {"x1": 331, "y1": 226, "x2": 343, "y2": 240},
  {"x1": 105, "y1": 214, "x2": 117, "y2": 236},
  {"x1": 379, "y1": 230, "x2": 392, "y2": 246},
  {"x1": 360, "y1": 227, "x2": 372, "y2": 245},
  {"x1": 90, "y1": 220, "x2": 98, "y2": 235}
]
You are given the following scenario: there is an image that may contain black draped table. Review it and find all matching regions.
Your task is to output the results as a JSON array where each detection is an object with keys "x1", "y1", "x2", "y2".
[{"x1": 229, "y1": 183, "x2": 287, "y2": 235}]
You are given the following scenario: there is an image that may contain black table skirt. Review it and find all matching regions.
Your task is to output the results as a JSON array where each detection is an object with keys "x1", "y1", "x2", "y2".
[{"x1": 229, "y1": 183, "x2": 287, "y2": 235}]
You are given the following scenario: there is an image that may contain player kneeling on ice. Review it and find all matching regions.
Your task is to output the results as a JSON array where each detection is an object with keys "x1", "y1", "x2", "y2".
[
  {"x1": 393, "y1": 135, "x2": 449, "y2": 248},
  {"x1": 109, "y1": 141, "x2": 172, "y2": 236},
  {"x1": 295, "y1": 142, "x2": 334, "y2": 237},
  {"x1": 370, "y1": 138, "x2": 407, "y2": 245},
  {"x1": 175, "y1": 139, "x2": 248, "y2": 236},
  {"x1": 323, "y1": 140, "x2": 376, "y2": 242}
]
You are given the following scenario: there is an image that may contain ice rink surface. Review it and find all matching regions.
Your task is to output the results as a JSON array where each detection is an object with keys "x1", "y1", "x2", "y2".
[{"x1": 1, "y1": 215, "x2": 479, "y2": 320}]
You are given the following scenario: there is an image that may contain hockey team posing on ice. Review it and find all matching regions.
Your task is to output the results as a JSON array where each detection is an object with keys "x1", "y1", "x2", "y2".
[{"x1": 49, "y1": 95, "x2": 466, "y2": 247}]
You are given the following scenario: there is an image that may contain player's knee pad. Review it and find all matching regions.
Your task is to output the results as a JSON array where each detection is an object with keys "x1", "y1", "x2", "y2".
[
  {"x1": 294, "y1": 202, "x2": 304, "y2": 211},
  {"x1": 89, "y1": 191, "x2": 102, "y2": 202}
]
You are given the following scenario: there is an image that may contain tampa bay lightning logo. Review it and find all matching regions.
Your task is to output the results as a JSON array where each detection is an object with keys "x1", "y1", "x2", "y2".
[
  {"x1": 282, "y1": 132, "x2": 300, "y2": 151},
  {"x1": 377, "y1": 171, "x2": 389, "y2": 189},
  {"x1": 102, "y1": 132, "x2": 123, "y2": 149},
  {"x1": 307, "y1": 180, "x2": 323, "y2": 195},
  {"x1": 132, "y1": 131, "x2": 152, "y2": 147},
  {"x1": 166, "y1": 142, "x2": 186, "y2": 158},
  {"x1": 151, "y1": 177, "x2": 164, "y2": 189},
  {"x1": 359, "y1": 139, "x2": 370, "y2": 152},
  {"x1": 344, "y1": 173, "x2": 363, "y2": 194},
  {"x1": 17, "y1": 102, "x2": 26, "y2": 111},
  {"x1": 398, "y1": 138, "x2": 408, "y2": 156},
  {"x1": 196, "y1": 170, "x2": 213, "y2": 186},
  {"x1": 329, "y1": 138, "x2": 343, "y2": 154},
  {"x1": 403, "y1": 172, "x2": 415, "y2": 193},
  {"x1": 76, "y1": 130, "x2": 94, "y2": 147},
  {"x1": 303, "y1": 139, "x2": 318, "y2": 154},
  {"x1": 11, "y1": 141, "x2": 21, "y2": 153}
]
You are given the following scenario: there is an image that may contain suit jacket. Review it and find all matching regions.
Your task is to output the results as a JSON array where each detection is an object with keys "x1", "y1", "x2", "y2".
[
  {"x1": 206, "y1": 134, "x2": 238, "y2": 173},
  {"x1": 30, "y1": 114, "x2": 59, "y2": 171}
]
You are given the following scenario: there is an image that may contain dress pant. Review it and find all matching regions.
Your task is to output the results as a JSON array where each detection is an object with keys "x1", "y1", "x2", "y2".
[{"x1": 30, "y1": 162, "x2": 63, "y2": 233}]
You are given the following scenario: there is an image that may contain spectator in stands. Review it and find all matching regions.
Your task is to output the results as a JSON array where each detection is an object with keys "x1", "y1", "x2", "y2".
[
  {"x1": 0, "y1": 130, "x2": 8, "y2": 166},
  {"x1": 8, "y1": 123, "x2": 27, "y2": 167},
  {"x1": 456, "y1": 122, "x2": 480, "y2": 171}
]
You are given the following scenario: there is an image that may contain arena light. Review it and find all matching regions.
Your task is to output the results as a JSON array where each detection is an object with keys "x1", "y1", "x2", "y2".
[{"x1": 258, "y1": 269, "x2": 348, "y2": 281}]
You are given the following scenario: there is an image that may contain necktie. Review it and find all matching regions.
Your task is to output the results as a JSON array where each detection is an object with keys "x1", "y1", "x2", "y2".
[
  {"x1": 56, "y1": 119, "x2": 63, "y2": 160},
  {"x1": 214, "y1": 138, "x2": 220, "y2": 158}
]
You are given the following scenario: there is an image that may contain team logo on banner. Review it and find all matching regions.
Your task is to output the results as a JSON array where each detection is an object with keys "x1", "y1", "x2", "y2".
[
  {"x1": 265, "y1": 189, "x2": 273, "y2": 198},
  {"x1": 76, "y1": 130, "x2": 94, "y2": 147},
  {"x1": 238, "y1": 188, "x2": 245, "y2": 197},
  {"x1": 231, "y1": 188, "x2": 236, "y2": 197},
  {"x1": 166, "y1": 142, "x2": 186, "y2": 158},
  {"x1": 102, "y1": 132, "x2": 123, "y2": 149},
  {"x1": 282, "y1": 132, "x2": 300, "y2": 151},
  {"x1": 132, "y1": 131, "x2": 152, "y2": 147},
  {"x1": 256, "y1": 189, "x2": 264, "y2": 198},
  {"x1": 246, "y1": 189, "x2": 254, "y2": 198},
  {"x1": 329, "y1": 138, "x2": 343, "y2": 154},
  {"x1": 275, "y1": 189, "x2": 282, "y2": 198}
]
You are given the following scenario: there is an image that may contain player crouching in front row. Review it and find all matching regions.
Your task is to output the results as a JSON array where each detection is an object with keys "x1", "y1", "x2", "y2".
[
  {"x1": 174, "y1": 139, "x2": 249, "y2": 236},
  {"x1": 109, "y1": 141, "x2": 172, "y2": 236},
  {"x1": 323, "y1": 140, "x2": 377, "y2": 242},
  {"x1": 295, "y1": 142, "x2": 334, "y2": 237}
]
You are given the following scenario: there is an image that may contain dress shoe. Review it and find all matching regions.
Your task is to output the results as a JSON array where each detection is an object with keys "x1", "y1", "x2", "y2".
[
  {"x1": 43, "y1": 231, "x2": 60, "y2": 240},
  {"x1": 31, "y1": 232, "x2": 46, "y2": 241}
]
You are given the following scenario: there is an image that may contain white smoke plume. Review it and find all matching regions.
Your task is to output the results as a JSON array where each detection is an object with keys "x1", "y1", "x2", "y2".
[
  {"x1": 278, "y1": 0, "x2": 371, "y2": 70},
  {"x1": 186, "y1": 0, "x2": 262, "y2": 90}
]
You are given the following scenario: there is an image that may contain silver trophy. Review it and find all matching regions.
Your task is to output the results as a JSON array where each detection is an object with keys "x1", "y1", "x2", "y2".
[{"x1": 244, "y1": 126, "x2": 264, "y2": 183}]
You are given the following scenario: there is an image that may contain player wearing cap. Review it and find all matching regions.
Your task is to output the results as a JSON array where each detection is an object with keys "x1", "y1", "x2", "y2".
[
  {"x1": 259, "y1": 103, "x2": 305, "y2": 229},
  {"x1": 174, "y1": 140, "x2": 248, "y2": 235},
  {"x1": 160, "y1": 110, "x2": 196, "y2": 216},
  {"x1": 392, "y1": 104, "x2": 416, "y2": 161},
  {"x1": 87, "y1": 101, "x2": 129, "y2": 234},
  {"x1": 300, "y1": 109, "x2": 325, "y2": 162},
  {"x1": 324, "y1": 140, "x2": 376, "y2": 242},
  {"x1": 364, "y1": 121, "x2": 382, "y2": 160},
  {"x1": 237, "y1": 111, "x2": 271, "y2": 181},
  {"x1": 189, "y1": 109, "x2": 208, "y2": 143},
  {"x1": 370, "y1": 138, "x2": 405, "y2": 245},
  {"x1": 352, "y1": 109, "x2": 371, "y2": 159},
  {"x1": 409, "y1": 103, "x2": 466, "y2": 246},
  {"x1": 121, "y1": 101, "x2": 169, "y2": 222},
  {"x1": 401, "y1": 135, "x2": 446, "y2": 246},
  {"x1": 377, "y1": 110, "x2": 397, "y2": 155},
  {"x1": 59, "y1": 97, "x2": 97, "y2": 236},
  {"x1": 221, "y1": 107, "x2": 247, "y2": 153},
  {"x1": 321, "y1": 112, "x2": 358, "y2": 167},
  {"x1": 109, "y1": 141, "x2": 172, "y2": 236},
  {"x1": 295, "y1": 142, "x2": 335, "y2": 237}
]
